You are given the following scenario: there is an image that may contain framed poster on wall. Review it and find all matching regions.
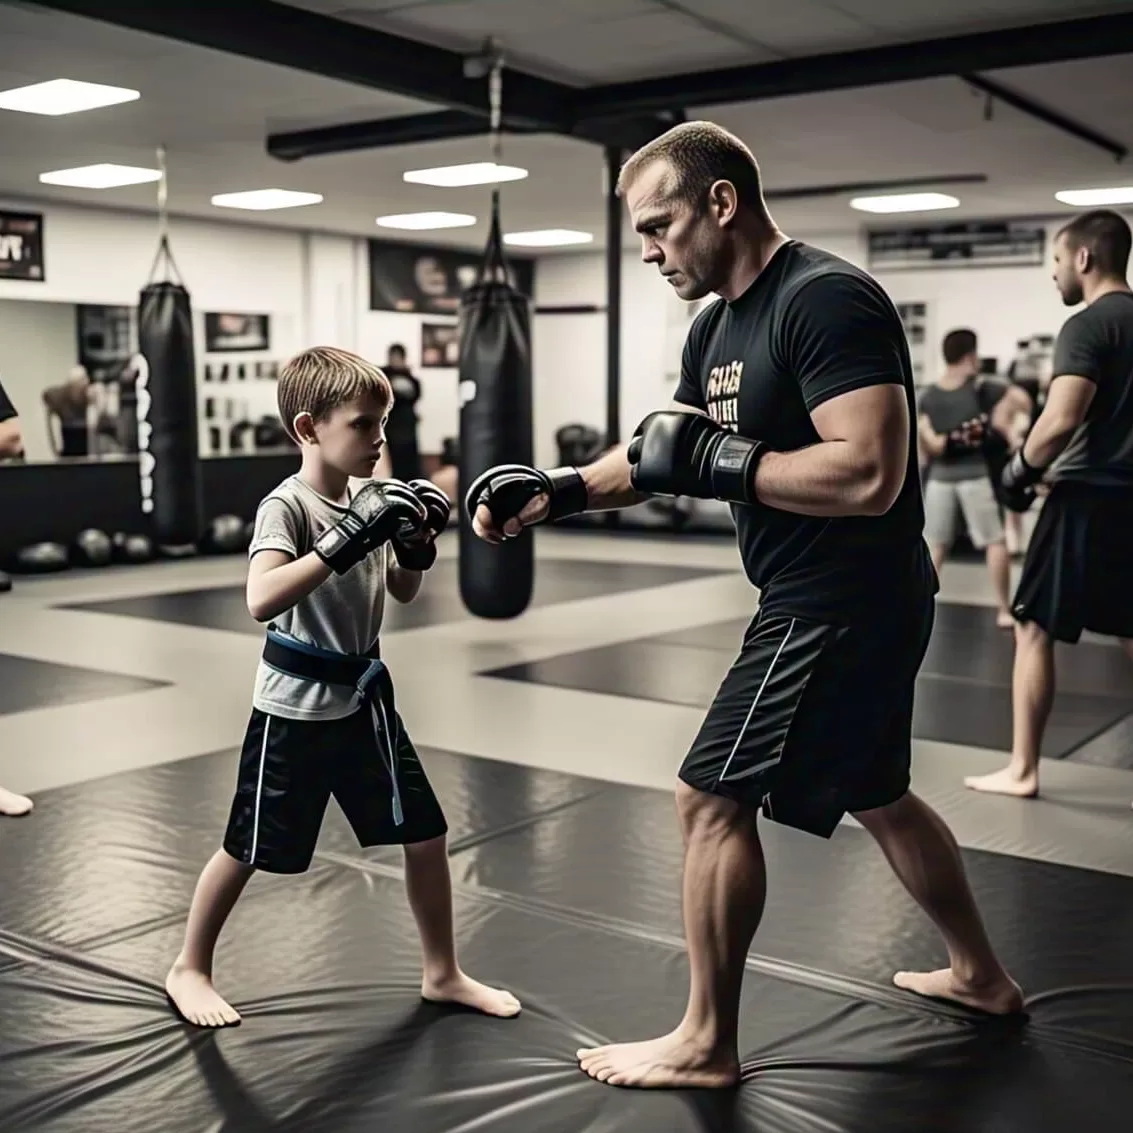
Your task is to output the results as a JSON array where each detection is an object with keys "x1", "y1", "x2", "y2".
[
  {"x1": 420, "y1": 322, "x2": 459, "y2": 368},
  {"x1": 0, "y1": 209, "x2": 45, "y2": 281},
  {"x1": 205, "y1": 312, "x2": 271, "y2": 353},
  {"x1": 896, "y1": 302, "x2": 930, "y2": 387}
]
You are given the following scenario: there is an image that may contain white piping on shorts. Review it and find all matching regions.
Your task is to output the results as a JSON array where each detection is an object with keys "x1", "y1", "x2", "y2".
[
  {"x1": 250, "y1": 716, "x2": 271, "y2": 865},
  {"x1": 716, "y1": 617, "x2": 795, "y2": 785}
]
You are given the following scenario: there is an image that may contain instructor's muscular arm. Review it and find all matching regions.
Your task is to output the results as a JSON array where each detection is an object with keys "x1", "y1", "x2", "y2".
[
  {"x1": 1021, "y1": 374, "x2": 1095, "y2": 468},
  {"x1": 246, "y1": 549, "x2": 332, "y2": 622},
  {"x1": 754, "y1": 384, "x2": 909, "y2": 517}
]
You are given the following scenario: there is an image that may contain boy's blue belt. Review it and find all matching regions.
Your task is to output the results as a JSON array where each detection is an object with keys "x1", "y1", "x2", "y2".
[{"x1": 262, "y1": 627, "x2": 404, "y2": 826}]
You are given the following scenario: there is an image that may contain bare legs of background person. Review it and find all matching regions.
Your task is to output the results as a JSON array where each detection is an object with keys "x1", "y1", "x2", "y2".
[
  {"x1": 985, "y1": 540, "x2": 1015, "y2": 628},
  {"x1": 576, "y1": 783, "x2": 1022, "y2": 1090},
  {"x1": 0, "y1": 785, "x2": 33, "y2": 816},
  {"x1": 965, "y1": 619, "x2": 1053, "y2": 797},
  {"x1": 853, "y1": 792, "x2": 1022, "y2": 1012}
]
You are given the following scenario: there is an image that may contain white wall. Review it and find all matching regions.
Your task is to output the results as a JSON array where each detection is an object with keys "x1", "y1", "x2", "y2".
[{"x1": 0, "y1": 299, "x2": 79, "y2": 462}]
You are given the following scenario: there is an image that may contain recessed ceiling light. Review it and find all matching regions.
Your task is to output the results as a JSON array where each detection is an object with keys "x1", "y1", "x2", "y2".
[
  {"x1": 1055, "y1": 187, "x2": 1133, "y2": 207},
  {"x1": 211, "y1": 189, "x2": 323, "y2": 211},
  {"x1": 850, "y1": 192, "x2": 961, "y2": 214},
  {"x1": 376, "y1": 212, "x2": 477, "y2": 230},
  {"x1": 0, "y1": 79, "x2": 140, "y2": 116},
  {"x1": 403, "y1": 162, "x2": 528, "y2": 188},
  {"x1": 39, "y1": 163, "x2": 162, "y2": 189},
  {"x1": 503, "y1": 229, "x2": 594, "y2": 248}
]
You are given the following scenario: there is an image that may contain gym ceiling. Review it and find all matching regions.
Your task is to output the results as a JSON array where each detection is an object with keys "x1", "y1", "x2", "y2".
[{"x1": 1, "y1": 0, "x2": 1132, "y2": 250}]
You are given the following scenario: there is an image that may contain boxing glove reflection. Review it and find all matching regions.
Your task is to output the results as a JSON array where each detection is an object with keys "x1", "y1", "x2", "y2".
[
  {"x1": 314, "y1": 481, "x2": 427, "y2": 574},
  {"x1": 465, "y1": 464, "x2": 588, "y2": 538},
  {"x1": 627, "y1": 411, "x2": 765, "y2": 504}
]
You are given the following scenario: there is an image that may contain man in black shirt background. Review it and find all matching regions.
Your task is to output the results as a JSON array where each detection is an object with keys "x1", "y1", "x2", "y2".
[
  {"x1": 966, "y1": 210, "x2": 1133, "y2": 799},
  {"x1": 468, "y1": 121, "x2": 1022, "y2": 1090}
]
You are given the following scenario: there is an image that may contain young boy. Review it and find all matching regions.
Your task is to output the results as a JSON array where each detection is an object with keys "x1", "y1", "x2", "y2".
[{"x1": 165, "y1": 345, "x2": 520, "y2": 1028}]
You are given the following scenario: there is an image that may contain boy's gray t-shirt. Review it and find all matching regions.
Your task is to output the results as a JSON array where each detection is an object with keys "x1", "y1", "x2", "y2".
[{"x1": 248, "y1": 474, "x2": 389, "y2": 721}]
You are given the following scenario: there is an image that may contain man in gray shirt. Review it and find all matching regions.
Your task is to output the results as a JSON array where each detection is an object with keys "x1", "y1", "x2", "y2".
[{"x1": 917, "y1": 330, "x2": 1029, "y2": 628}]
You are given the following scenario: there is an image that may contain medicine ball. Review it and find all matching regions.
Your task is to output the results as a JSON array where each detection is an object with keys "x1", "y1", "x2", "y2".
[
  {"x1": 13, "y1": 542, "x2": 69, "y2": 573},
  {"x1": 203, "y1": 514, "x2": 250, "y2": 555},
  {"x1": 73, "y1": 528, "x2": 113, "y2": 567},
  {"x1": 111, "y1": 532, "x2": 156, "y2": 564},
  {"x1": 0, "y1": 569, "x2": 11, "y2": 594}
]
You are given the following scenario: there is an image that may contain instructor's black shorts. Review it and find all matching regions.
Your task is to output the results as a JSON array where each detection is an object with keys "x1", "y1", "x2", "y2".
[
  {"x1": 224, "y1": 678, "x2": 447, "y2": 874},
  {"x1": 679, "y1": 593, "x2": 934, "y2": 839},
  {"x1": 1012, "y1": 480, "x2": 1133, "y2": 644}
]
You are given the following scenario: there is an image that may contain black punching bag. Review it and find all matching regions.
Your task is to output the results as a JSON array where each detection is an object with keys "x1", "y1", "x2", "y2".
[
  {"x1": 135, "y1": 279, "x2": 204, "y2": 547},
  {"x1": 458, "y1": 192, "x2": 535, "y2": 619}
]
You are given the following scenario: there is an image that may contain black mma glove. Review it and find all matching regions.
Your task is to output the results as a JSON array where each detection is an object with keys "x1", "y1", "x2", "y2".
[
  {"x1": 627, "y1": 411, "x2": 766, "y2": 504},
  {"x1": 389, "y1": 479, "x2": 452, "y2": 572},
  {"x1": 999, "y1": 447, "x2": 1044, "y2": 513},
  {"x1": 465, "y1": 463, "x2": 589, "y2": 536},
  {"x1": 314, "y1": 480, "x2": 427, "y2": 575},
  {"x1": 943, "y1": 414, "x2": 988, "y2": 457}
]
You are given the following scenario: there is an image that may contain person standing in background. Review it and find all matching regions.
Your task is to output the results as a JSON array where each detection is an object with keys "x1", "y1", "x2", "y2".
[
  {"x1": 966, "y1": 209, "x2": 1133, "y2": 799},
  {"x1": 0, "y1": 373, "x2": 34, "y2": 816},
  {"x1": 382, "y1": 344, "x2": 422, "y2": 481},
  {"x1": 916, "y1": 330, "x2": 1028, "y2": 628}
]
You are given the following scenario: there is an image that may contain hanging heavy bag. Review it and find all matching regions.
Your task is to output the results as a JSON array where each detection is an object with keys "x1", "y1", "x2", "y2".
[
  {"x1": 135, "y1": 275, "x2": 205, "y2": 547},
  {"x1": 458, "y1": 192, "x2": 536, "y2": 619}
]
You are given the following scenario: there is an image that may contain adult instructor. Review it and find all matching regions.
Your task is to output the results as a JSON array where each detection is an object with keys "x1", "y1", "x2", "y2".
[{"x1": 468, "y1": 121, "x2": 1023, "y2": 1091}]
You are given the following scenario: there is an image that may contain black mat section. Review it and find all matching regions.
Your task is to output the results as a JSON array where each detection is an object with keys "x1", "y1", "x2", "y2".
[
  {"x1": 0, "y1": 746, "x2": 599, "y2": 948},
  {"x1": 0, "y1": 653, "x2": 168, "y2": 717},
  {"x1": 484, "y1": 600, "x2": 1133, "y2": 759},
  {"x1": 2, "y1": 748, "x2": 1132, "y2": 1129},
  {"x1": 62, "y1": 558, "x2": 729, "y2": 634}
]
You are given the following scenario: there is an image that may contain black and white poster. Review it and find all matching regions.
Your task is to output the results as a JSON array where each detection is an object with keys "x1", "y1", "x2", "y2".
[
  {"x1": 0, "y1": 209, "x2": 45, "y2": 281},
  {"x1": 420, "y1": 322, "x2": 460, "y2": 368},
  {"x1": 368, "y1": 239, "x2": 535, "y2": 314},
  {"x1": 205, "y1": 312, "x2": 271, "y2": 353},
  {"x1": 868, "y1": 221, "x2": 1046, "y2": 271}
]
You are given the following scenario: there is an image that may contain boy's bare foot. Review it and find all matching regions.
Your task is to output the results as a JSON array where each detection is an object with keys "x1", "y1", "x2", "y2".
[
  {"x1": 577, "y1": 1028, "x2": 740, "y2": 1089},
  {"x1": 0, "y1": 786, "x2": 33, "y2": 816},
  {"x1": 894, "y1": 967, "x2": 1025, "y2": 1015},
  {"x1": 421, "y1": 970, "x2": 521, "y2": 1017},
  {"x1": 165, "y1": 963, "x2": 242, "y2": 1028},
  {"x1": 963, "y1": 766, "x2": 1038, "y2": 798}
]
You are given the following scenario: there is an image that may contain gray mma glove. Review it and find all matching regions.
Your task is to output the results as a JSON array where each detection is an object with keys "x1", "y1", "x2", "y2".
[{"x1": 314, "y1": 480, "x2": 428, "y2": 574}]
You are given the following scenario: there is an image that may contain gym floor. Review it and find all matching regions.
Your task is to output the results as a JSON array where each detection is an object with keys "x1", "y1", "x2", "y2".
[{"x1": 1, "y1": 529, "x2": 1131, "y2": 1132}]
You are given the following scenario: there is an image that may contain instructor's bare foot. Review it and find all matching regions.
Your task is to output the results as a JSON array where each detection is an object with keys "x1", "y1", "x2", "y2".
[
  {"x1": 165, "y1": 963, "x2": 242, "y2": 1028},
  {"x1": 894, "y1": 968, "x2": 1025, "y2": 1015},
  {"x1": 577, "y1": 1028, "x2": 740, "y2": 1089},
  {"x1": 421, "y1": 970, "x2": 521, "y2": 1017},
  {"x1": 963, "y1": 766, "x2": 1038, "y2": 798},
  {"x1": 0, "y1": 786, "x2": 33, "y2": 816}
]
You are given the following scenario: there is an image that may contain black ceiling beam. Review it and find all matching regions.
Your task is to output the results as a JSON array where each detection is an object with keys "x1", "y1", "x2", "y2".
[
  {"x1": 962, "y1": 75, "x2": 1127, "y2": 162},
  {"x1": 573, "y1": 12, "x2": 1133, "y2": 119},
  {"x1": 267, "y1": 109, "x2": 684, "y2": 162},
  {"x1": 19, "y1": 0, "x2": 574, "y2": 131}
]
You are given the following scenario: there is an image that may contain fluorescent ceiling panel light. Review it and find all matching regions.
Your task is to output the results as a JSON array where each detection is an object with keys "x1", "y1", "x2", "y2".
[
  {"x1": 1055, "y1": 187, "x2": 1133, "y2": 206},
  {"x1": 0, "y1": 79, "x2": 140, "y2": 116},
  {"x1": 403, "y1": 162, "x2": 528, "y2": 187},
  {"x1": 376, "y1": 211, "x2": 477, "y2": 230},
  {"x1": 850, "y1": 192, "x2": 960, "y2": 214},
  {"x1": 504, "y1": 229, "x2": 594, "y2": 247},
  {"x1": 211, "y1": 189, "x2": 323, "y2": 211},
  {"x1": 39, "y1": 163, "x2": 162, "y2": 189}
]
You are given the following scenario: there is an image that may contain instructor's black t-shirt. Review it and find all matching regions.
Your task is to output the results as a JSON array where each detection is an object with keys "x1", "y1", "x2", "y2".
[
  {"x1": 674, "y1": 240, "x2": 934, "y2": 621},
  {"x1": 1048, "y1": 290, "x2": 1133, "y2": 486}
]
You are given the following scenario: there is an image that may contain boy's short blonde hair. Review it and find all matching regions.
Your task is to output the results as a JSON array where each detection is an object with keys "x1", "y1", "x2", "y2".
[{"x1": 277, "y1": 346, "x2": 394, "y2": 443}]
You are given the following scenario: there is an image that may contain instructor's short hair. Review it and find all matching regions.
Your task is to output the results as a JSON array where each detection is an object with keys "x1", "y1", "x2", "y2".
[
  {"x1": 277, "y1": 346, "x2": 393, "y2": 443},
  {"x1": 616, "y1": 121, "x2": 765, "y2": 212},
  {"x1": 942, "y1": 329, "x2": 978, "y2": 365},
  {"x1": 1057, "y1": 209, "x2": 1131, "y2": 277}
]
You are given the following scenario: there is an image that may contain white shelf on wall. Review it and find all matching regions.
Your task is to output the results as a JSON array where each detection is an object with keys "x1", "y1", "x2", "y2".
[{"x1": 198, "y1": 357, "x2": 287, "y2": 457}]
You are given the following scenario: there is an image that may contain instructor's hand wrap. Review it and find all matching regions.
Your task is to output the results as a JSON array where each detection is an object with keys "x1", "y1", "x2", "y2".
[
  {"x1": 465, "y1": 464, "x2": 588, "y2": 534},
  {"x1": 999, "y1": 448, "x2": 1044, "y2": 513},
  {"x1": 627, "y1": 411, "x2": 766, "y2": 505},
  {"x1": 314, "y1": 480, "x2": 428, "y2": 575}
]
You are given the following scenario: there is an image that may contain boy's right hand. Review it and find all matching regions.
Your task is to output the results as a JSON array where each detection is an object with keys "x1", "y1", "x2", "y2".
[{"x1": 314, "y1": 481, "x2": 427, "y2": 575}]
